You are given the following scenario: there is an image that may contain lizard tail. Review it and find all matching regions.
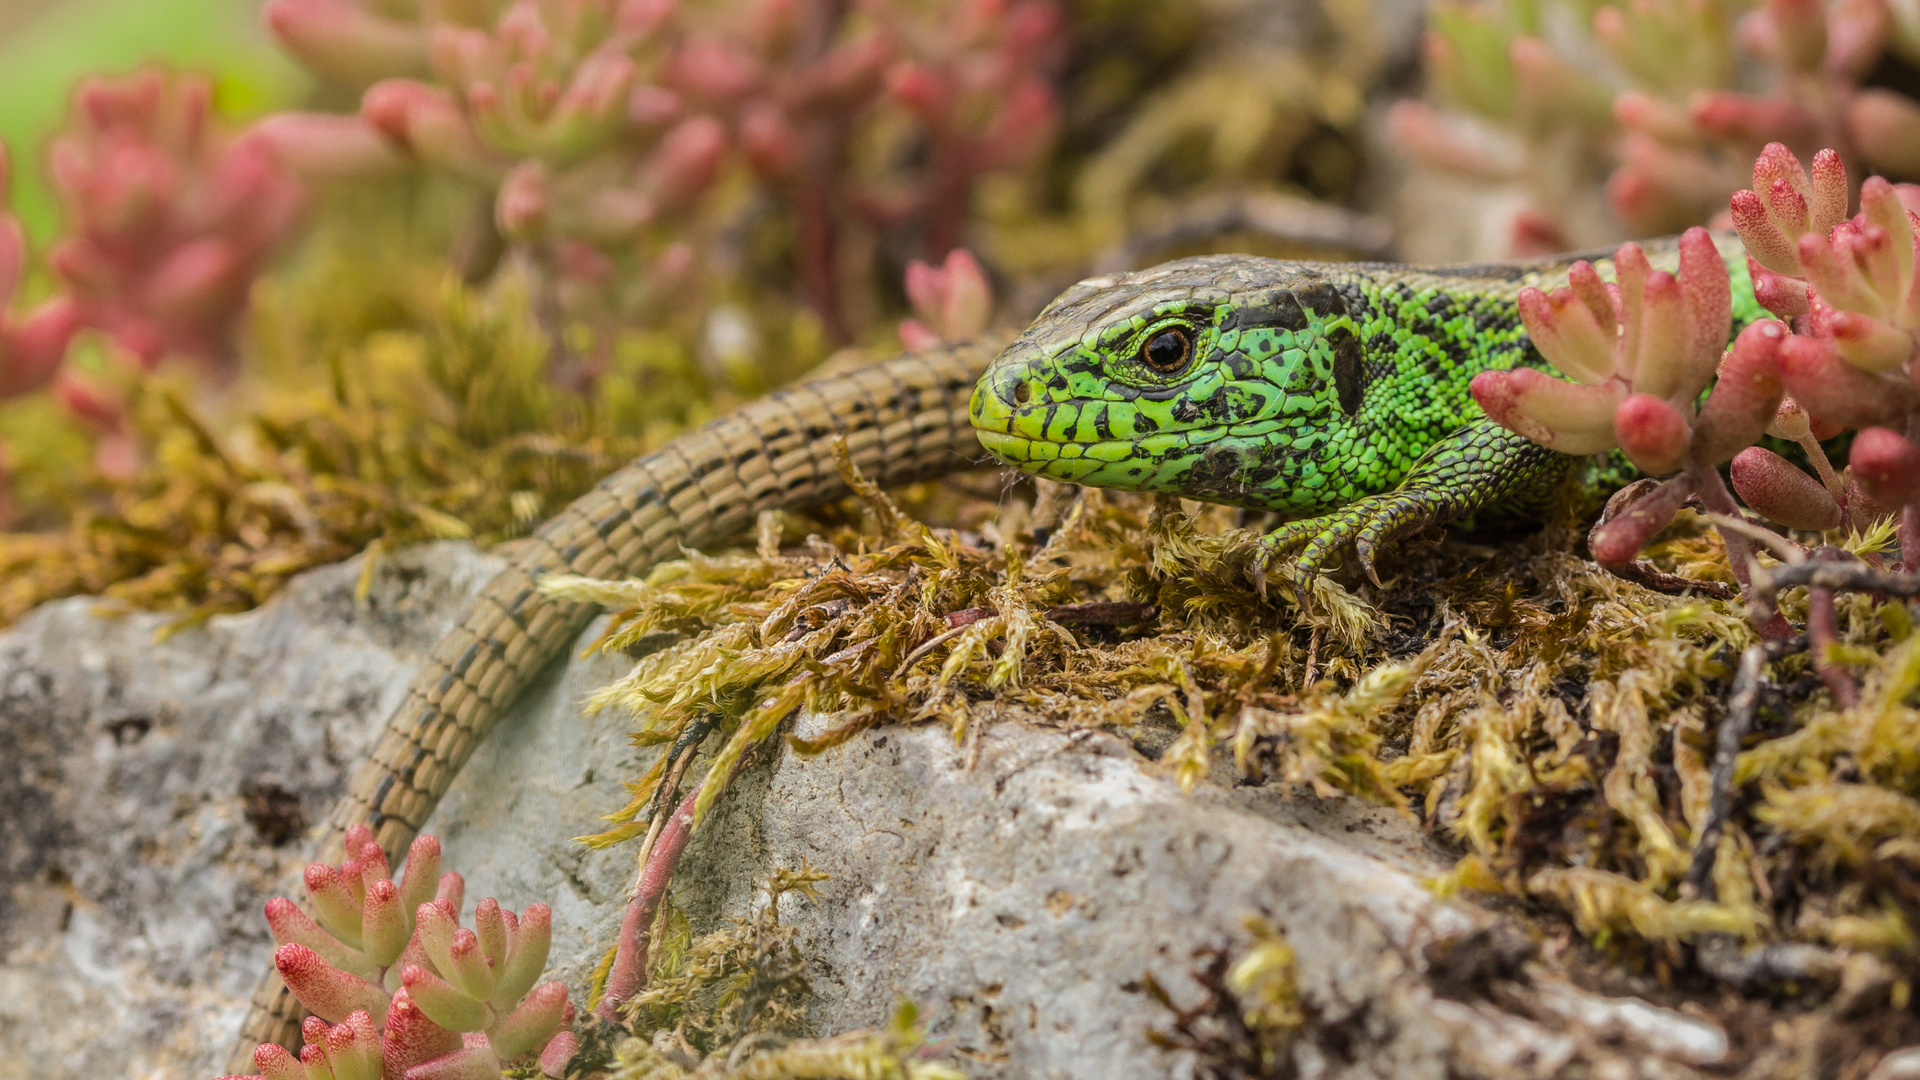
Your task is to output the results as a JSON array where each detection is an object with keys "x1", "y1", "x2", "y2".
[{"x1": 225, "y1": 343, "x2": 995, "y2": 1070}]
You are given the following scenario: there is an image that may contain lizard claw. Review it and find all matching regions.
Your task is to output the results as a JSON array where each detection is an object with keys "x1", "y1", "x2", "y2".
[
  {"x1": 1252, "y1": 524, "x2": 1316, "y2": 602},
  {"x1": 1353, "y1": 539, "x2": 1385, "y2": 590},
  {"x1": 1252, "y1": 491, "x2": 1434, "y2": 597}
]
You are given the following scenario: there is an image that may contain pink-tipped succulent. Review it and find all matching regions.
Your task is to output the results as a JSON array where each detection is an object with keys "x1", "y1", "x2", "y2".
[
  {"x1": 1608, "y1": 0, "x2": 1920, "y2": 232},
  {"x1": 47, "y1": 69, "x2": 303, "y2": 374},
  {"x1": 258, "y1": 0, "x2": 728, "y2": 371},
  {"x1": 253, "y1": 0, "x2": 1064, "y2": 351},
  {"x1": 1470, "y1": 228, "x2": 1760, "y2": 475},
  {"x1": 261, "y1": 0, "x2": 713, "y2": 237},
  {"x1": 1725, "y1": 144, "x2": 1920, "y2": 558},
  {"x1": 0, "y1": 145, "x2": 82, "y2": 403},
  {"x1": 1504, "y1": 141, "x2": 1920, "y2": 647},
  {"x1": 372, "y1": 0, "x2": 721, "y2": 251},
  {"x1": 1473, "y1": 227, "x2": 1793, "y2": 611},
  {"x1": 1404, "y1": 0, "x2": 1920, "y2": 253},
  {"x1": 1727, "y1": 396, "x2": 1852, "y2": 533},
  {"x1": 262, "y1": 0, "x2": 438, "y2": 91},
  {"x1": 897, "y1": 247, "x2": 990, "y2": 351},
  {"x1": 427, "y1": 0, "x2": 672, "y2": 169},
  {"x1": 230, "y1": 825, "x2": 579, "y2": 1080}
]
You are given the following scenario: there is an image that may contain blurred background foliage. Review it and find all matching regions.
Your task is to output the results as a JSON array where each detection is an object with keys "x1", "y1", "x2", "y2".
[
  {"x1": 0, "y1": 0, "x2": 1916, "y2": 629},
  {"x1": 0, "y1": 0, "x2": 305, "y2": 242}
]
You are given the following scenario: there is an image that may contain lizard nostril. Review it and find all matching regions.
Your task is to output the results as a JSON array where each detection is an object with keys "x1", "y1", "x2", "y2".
[{"x1": 1013, "y1": 382, "x2": 1032, "y2": 405}]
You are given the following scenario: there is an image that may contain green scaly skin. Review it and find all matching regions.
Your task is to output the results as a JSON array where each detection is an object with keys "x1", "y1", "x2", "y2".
[{"x1": 970, "y1": 233, "x2": 1771, "y2": 588}]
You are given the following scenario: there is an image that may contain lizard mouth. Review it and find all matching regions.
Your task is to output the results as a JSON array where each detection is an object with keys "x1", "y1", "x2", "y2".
[
  {"x1": 969, "y1": 359, "x2": 1103, "y2": 455},
  {"x1": 969, "y1": 373, "x2": 1082, "y2": 467},
  {"x1": 972, "y1": 374, "x2": 1176, "y2": 472},
  {"x1": 975, "y1": 428, "x2": 1045, "y2": 464},
  {"x1": 974, "y1": 429, "x2": 1111, "y2": 487}
]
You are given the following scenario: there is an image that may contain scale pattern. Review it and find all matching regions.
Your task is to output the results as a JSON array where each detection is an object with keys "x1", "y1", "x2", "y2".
[{"x1": 971, "y1": 234, "x2": 1761, "y2": 579}]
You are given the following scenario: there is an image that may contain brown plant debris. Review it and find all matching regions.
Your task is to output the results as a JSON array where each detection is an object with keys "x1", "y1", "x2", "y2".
[{"x1": 1143, "y1": 916, "x2": 1304, "y2": 1080}]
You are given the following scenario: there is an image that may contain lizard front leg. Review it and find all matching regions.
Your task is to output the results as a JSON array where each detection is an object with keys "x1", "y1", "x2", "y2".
[{"x1": 1255, "y1": 418, "x2": 1576, "y2": 593}]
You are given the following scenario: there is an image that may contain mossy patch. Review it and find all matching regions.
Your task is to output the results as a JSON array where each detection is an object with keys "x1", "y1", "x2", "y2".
[{"x1": 564, "y1": 454, "x2": 1920, "y2": 1071}]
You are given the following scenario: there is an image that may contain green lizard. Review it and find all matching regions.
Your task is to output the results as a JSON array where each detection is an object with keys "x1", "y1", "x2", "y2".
[
  {"x1": 969, "y1": 236, "x2": 1770, "y2": 588},
  {"x1": 233, "y1": 235, "x2": 1768, "y2": 1062}
]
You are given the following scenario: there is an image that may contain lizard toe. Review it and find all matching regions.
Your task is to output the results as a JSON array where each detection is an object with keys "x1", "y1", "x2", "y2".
[
  {"x1": 1352, "y1": 496, "x2": 1428, "y2": 586},
  {"x1": 1256, "y1": 492, "x2": 1437, "y2": 595},
  {"x1": 1252, "y1": 533, "x2": 1298, "y2": 601},
  {"x1": 1292, "y1": 522, "x2": 1357, "y2": 580},
  {"x1": 1354, "y1": 539, "x2": 1384, "y2": 590}
]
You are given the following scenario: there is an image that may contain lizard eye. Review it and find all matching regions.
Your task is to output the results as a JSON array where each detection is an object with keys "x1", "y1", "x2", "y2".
[{"x1": 1140, "y1": 327, "x2": 1193, "y2": 375}]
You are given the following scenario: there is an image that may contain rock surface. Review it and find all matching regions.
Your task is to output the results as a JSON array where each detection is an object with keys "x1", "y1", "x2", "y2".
[
  {"x1": 0, "y1": 542, "x2": 510, "y2": 1080},
  {"x1": 1, "y1": 542, "x2": 1766, "y2": 1079}
]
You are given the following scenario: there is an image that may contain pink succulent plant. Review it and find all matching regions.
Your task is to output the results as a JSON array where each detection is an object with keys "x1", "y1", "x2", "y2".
[
  {"x1": 1723, "y1": 144, "x2": 1920, "y2": 563},
  {"x1": 47, "y1": 69, "x2": 303, "y2": 374},
  {"x1": 261, "y1": 1, "x2": 712, "y2": 237},
  {"x1": 254, "y1": 0, "x2": 1062, "y2": 350},
  {"x1": 1470, "y1": 228, "x2": 1770, "y2": 477},
  {"x1": 1476, "y1": 141, "x2": 1920, "y2": 661},
  {"x1": 1405, "y1": 0, "x2": 1920, "y2": 254},
  {"x1": 897, "y1": 246, "x2": 991, "y2": 351},
  {"x1": 1472, "y1": 227, "x2": 1789, "y2": 616},
  {"x1": 219, "y1": 825, "x2": 579, "y2": 1080},
  {"x1": 263, "y1": 0, "x2": 436, "y2": 91}
]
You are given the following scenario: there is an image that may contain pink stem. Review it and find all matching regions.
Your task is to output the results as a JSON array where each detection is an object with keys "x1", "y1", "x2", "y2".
[
  {"x1": 921, "y1": 133, "x2": 975, "y2": 260},
  {"x1": 596, "y1": 787, "x2": 699, "y2": 1018},
  {"x1": 1807, "y1": 580, "x2": 1859, "y2": 707}
]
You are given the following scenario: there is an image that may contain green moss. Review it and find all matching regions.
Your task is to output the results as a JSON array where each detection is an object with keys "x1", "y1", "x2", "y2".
[{"x1": 567, "y1": 459, "x2": 1920, "y2": 1007}]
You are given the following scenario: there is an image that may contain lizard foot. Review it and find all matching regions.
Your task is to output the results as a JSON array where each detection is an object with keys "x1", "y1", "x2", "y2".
[{"x1": 1251, "y1": 490, "x2": 1437, "y2": 598}]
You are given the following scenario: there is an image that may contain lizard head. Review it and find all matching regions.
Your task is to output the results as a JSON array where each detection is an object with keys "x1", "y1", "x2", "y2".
[{"x1": 969, "y1": 254, "x2": 1371, "y2": 507}]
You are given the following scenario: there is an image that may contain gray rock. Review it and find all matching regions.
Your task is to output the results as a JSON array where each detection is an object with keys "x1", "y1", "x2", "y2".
[
  {"x1": 0, "y1": 543, "x2": 1756, "y2": 1079},
  {"x1": 0, "y1": 542, "x2": 506, "y2": 1080}
]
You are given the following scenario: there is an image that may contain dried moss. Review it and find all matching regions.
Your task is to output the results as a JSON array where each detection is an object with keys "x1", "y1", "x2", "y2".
[
  {"x1": 618, "y1": 866, "x2": 823, "y2": 1057},
  {"x1": 564, "y1": 454, "x2": 1920, "y2": 1052},
  {"x1": 609, "y1": 1005, "x2": 964, "y2": 1080}
]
